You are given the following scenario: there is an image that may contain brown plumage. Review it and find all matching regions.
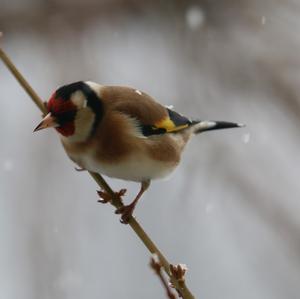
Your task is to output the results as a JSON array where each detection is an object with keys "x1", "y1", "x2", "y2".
[{"x1": 34, "y1": 81, "x2": 244, "y2": 223}]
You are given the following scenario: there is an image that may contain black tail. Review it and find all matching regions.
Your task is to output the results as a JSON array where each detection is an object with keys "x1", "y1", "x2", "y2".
[{"x1": 193, "y1": 120, "x2": 245, "y2": 134}]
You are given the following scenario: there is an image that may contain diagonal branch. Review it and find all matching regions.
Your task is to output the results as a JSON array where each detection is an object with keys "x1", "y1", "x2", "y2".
[{"x1": 0, "y1": 42, "x2": 195, "y2": 299}]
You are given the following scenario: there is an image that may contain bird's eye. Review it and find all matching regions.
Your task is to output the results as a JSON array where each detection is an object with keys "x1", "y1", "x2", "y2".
[{"x1": 56, "y1": 110, "x2": 77, "y2": 124}]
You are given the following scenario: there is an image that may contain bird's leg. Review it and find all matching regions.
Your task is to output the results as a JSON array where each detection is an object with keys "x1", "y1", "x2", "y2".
[
  {"x1": 115, "y1": 180, "x2": 150, "y2": 224},
  {"x1": 97, "y1": 188, "x2": 127, "y2": 204}
]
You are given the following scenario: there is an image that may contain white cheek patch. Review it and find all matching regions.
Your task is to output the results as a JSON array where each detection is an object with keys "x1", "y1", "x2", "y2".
[
  {"x1": 65, "y1": 107, "x2": 95, "y2": 142},
  {"x1": 71, "y1": 90, "x2": 86, "y2": 108}
]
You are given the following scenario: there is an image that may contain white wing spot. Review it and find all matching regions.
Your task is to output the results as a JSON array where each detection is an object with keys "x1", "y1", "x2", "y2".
[
  {"x1": 135, "y1": 89, "x2": 142, "y2": 95},
  {"x1": 165, "y1": 105, "x2": 174, "y2": 109}
]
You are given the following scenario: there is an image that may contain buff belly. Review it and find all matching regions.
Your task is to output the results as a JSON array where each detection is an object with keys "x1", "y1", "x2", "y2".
[{"x1": 69, "y1": 151, "x2": 178, "y2": 182}]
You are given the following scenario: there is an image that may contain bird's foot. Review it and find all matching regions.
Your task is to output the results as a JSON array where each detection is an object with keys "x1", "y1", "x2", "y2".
[
  {"x1": 115, "y1": 202, "x2": 136, "y2": 224},
  {"x1": 97, "y1": 188, "x2": 126, "y2": 204},
  {"x1": 75, "y1": 167, "x2": 87, "y2": 172}
]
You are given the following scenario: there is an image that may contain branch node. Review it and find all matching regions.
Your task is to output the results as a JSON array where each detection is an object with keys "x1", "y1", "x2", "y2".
[
  {"x1": 170, "y1": 264, "x2": 188, "y2": 283},
  {"x1": 170, "y1": 263, "x2": 188, "y2": 296},
  {"x1": 150, "y1": 254, "x2": 177, "y2": 299}
]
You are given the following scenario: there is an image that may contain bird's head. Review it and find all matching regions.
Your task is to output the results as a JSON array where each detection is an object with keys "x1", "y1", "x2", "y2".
[{"x1": 34, "y1": 81, "x2": 103, "y2": 141}]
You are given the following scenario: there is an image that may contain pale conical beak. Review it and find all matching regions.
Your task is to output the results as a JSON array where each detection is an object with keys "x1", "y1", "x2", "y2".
[{"x1": 34, "y1": 112, "x2": 59, "y2": 132}]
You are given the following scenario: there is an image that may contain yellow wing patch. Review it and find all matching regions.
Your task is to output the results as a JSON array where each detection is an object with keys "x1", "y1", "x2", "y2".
[{"x1": 155, "y1": 117, "x2": 189, "y2": 133}]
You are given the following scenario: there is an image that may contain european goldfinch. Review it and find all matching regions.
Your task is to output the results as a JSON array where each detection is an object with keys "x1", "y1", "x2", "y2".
[{"x1": 34, "y1": 81, "x2": 243, "y2": 223}]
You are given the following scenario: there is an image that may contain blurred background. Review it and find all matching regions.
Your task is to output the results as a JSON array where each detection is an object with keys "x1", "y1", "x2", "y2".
[{"x1": 1, "y1": 0, "x2": 300, "y2": 298}]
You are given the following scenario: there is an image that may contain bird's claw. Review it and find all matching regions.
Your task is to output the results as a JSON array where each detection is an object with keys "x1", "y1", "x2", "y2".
[
  {"x1": 116, "y1": 188, "x2": 127, "y2": 198},
  {"x1": 97, "y1": 190, "x2": 112, "y2": 203},
  {"x1": 97, "y1": 188, "x2": 126, "y2": 204},
  {"x1": 75, "y1": 167, "x2": 86, "y2": 172},
  {"x1": 115, "y1": 203, "x2": 135, "y2": 224},
  {"x1": 97, "y1": 188, "x2": 135, "y2": 224}
]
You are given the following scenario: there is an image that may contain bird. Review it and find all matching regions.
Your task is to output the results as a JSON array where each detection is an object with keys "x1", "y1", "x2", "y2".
[{"x1": 34, "y1": 81, "x2": 244, "y2": 223}]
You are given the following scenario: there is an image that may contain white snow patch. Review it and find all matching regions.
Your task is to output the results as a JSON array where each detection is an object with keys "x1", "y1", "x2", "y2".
[{"x1": 186, "y1": 6, "x2": 205, "y2": 30}]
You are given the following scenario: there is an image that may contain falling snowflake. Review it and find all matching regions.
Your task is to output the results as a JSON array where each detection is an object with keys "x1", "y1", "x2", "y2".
[
  {"x1": 242, "y1": 133, "x2": 251, "y2": 144},
  {"x1": 3, "y1": 159, "x2": 14, "y2": 172},
  {"x1": 205, "y1": 202, "x2": 214, "y2": 214},
  {"x1": 186, "y1": 5, "x2": 205, "y2": 30}
]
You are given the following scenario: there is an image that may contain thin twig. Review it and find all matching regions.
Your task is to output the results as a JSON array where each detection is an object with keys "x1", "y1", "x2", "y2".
[
  {"x1": 0, "y1": 39, "x2": 195, "y2": 299},
  {"x1": 150, "y1": 254, "x2": 177, "y2": 299}
]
